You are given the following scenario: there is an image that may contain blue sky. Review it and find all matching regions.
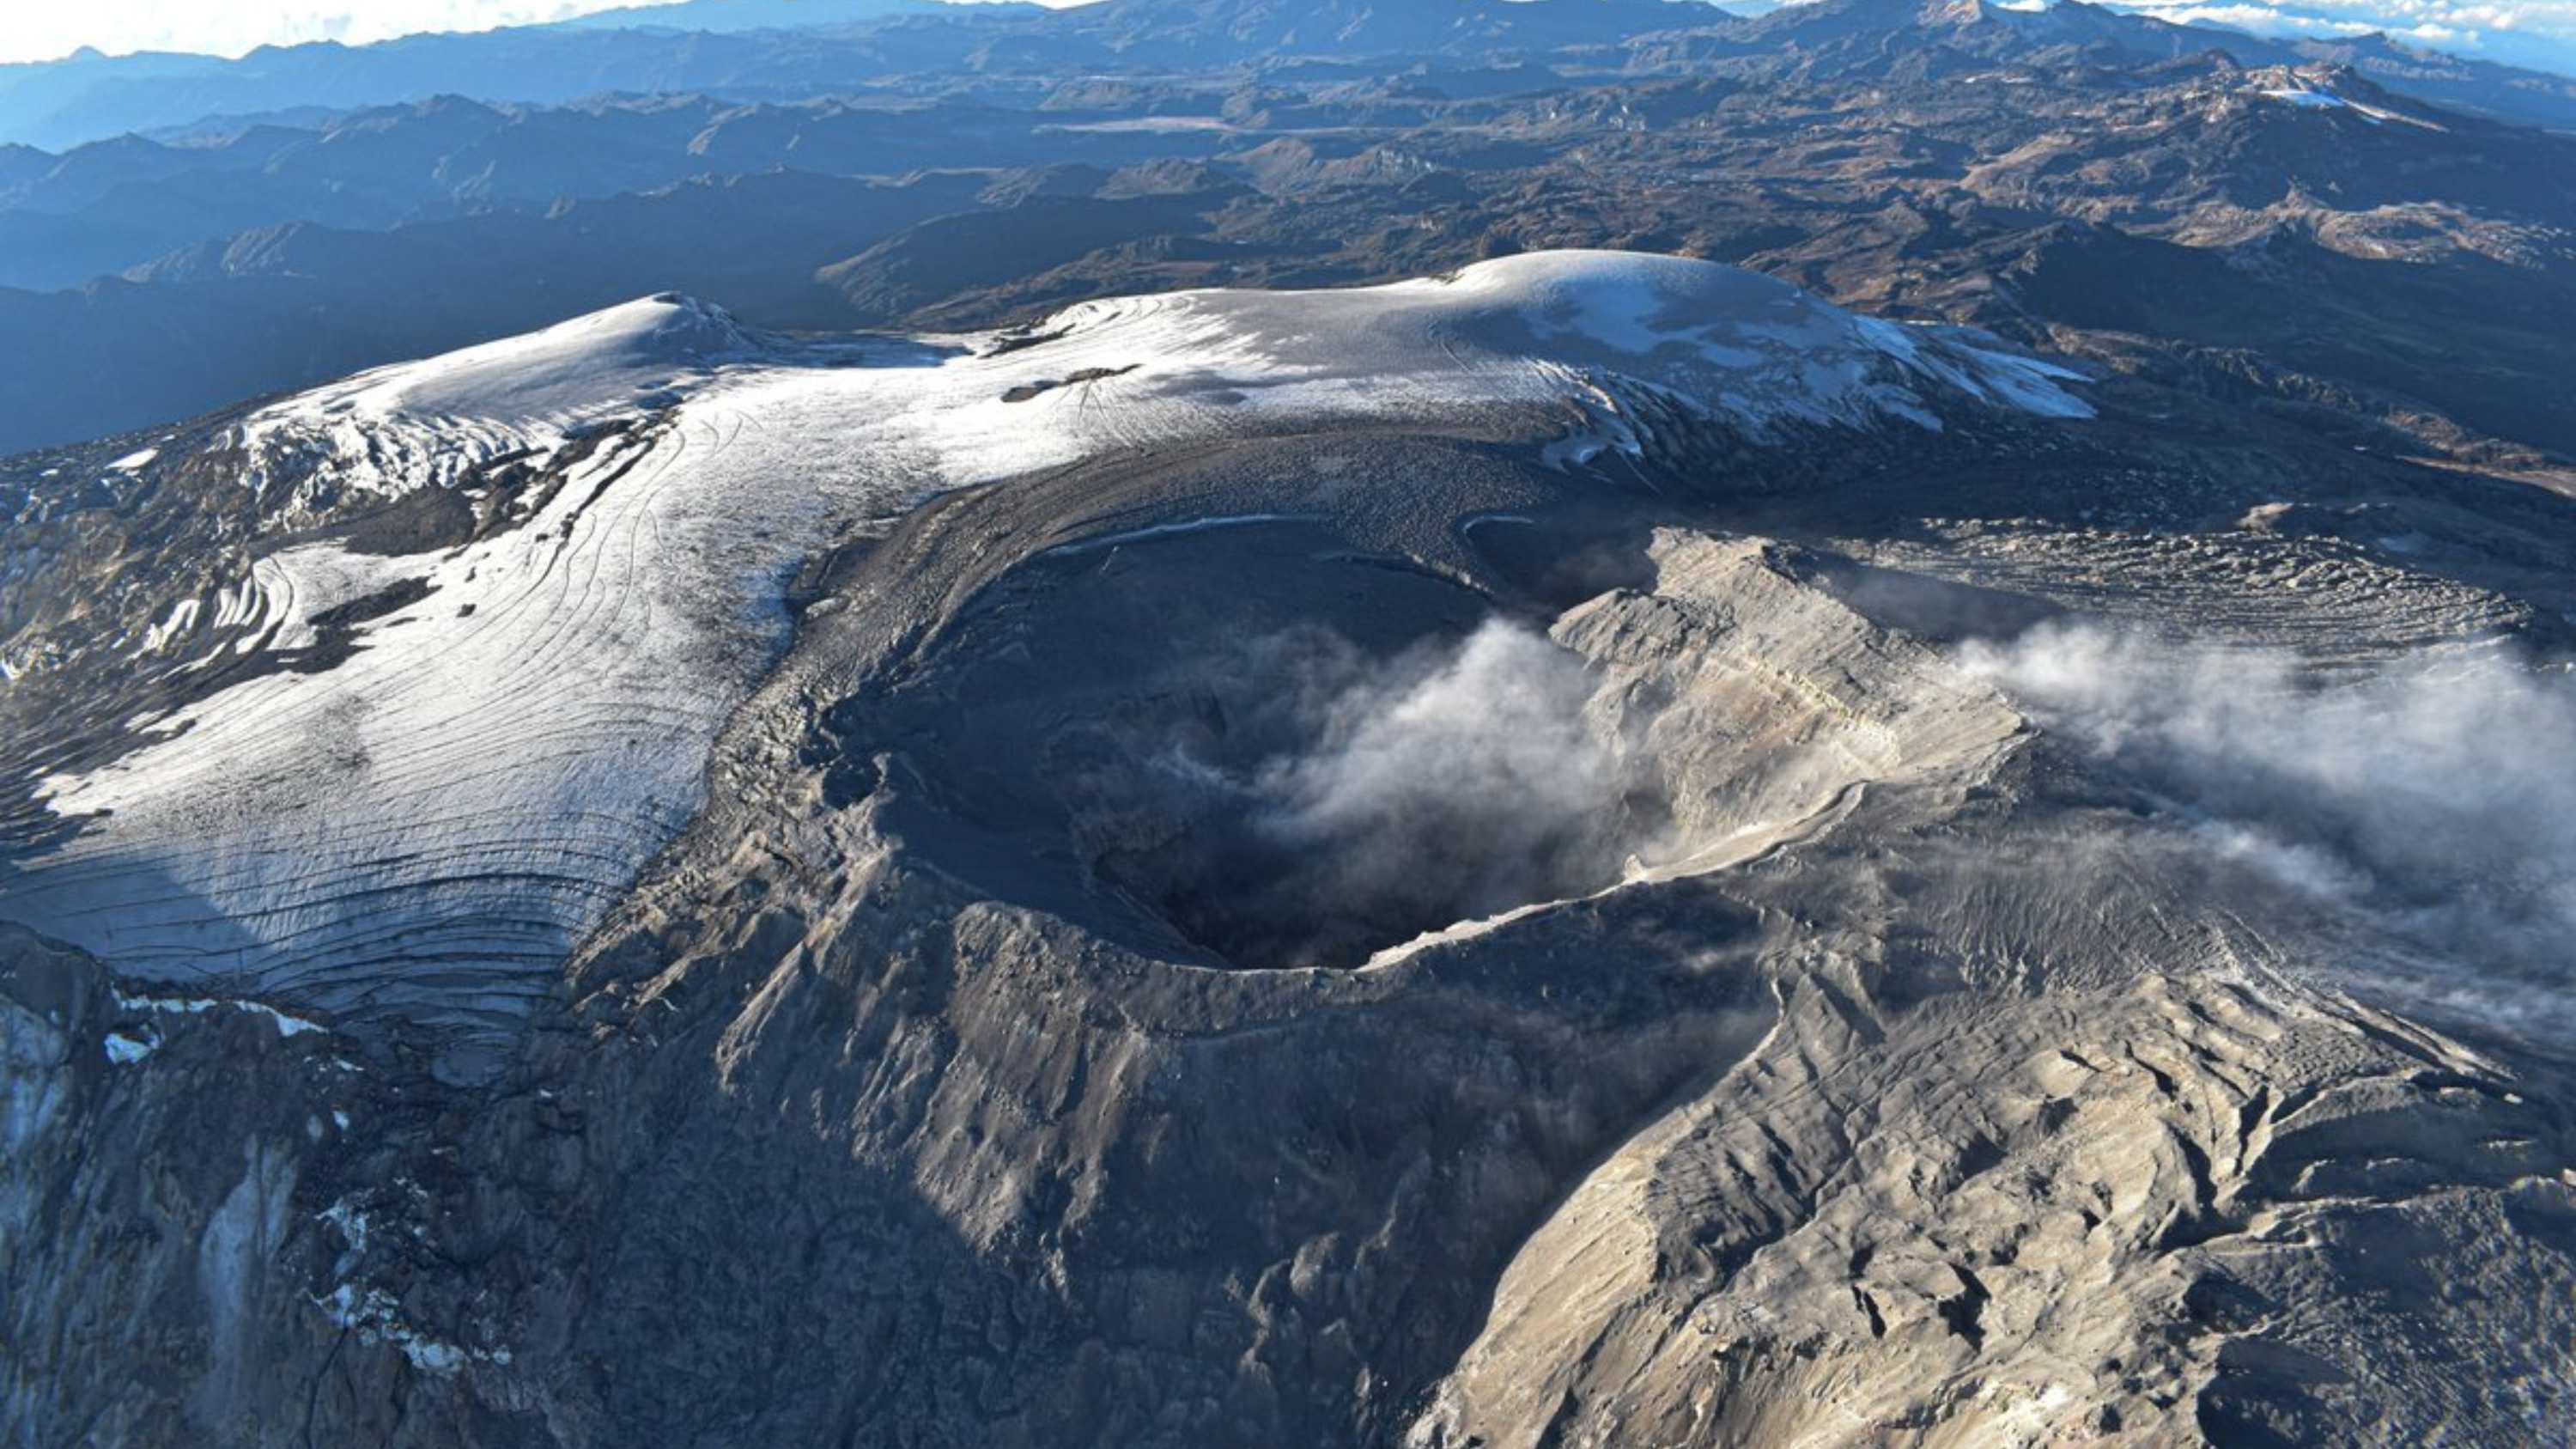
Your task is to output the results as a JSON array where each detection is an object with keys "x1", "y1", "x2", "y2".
[{"x1": 3, "y1": 0, "x2": 2570, "y2": 72}]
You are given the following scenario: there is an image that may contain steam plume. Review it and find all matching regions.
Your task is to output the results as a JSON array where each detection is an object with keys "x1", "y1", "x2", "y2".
[{"x1": 1962, "y1": 622, "x2": 2576, "y2": 1039}]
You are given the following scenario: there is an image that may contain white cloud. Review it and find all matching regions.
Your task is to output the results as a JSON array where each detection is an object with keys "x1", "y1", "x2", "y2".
[
  {"x1": 0, "y1": 0, "x2": 1086, "y2": 64},
  {"x1": 2146, "y1": 4, "x2": 2380, "y2": 33},
  {"x1": 0, "y1": 2, "x2": 599, "y2": 63},
  {"x1": 2105, "y1": 0, "x2": 2576, "y2": 70},
  {"x1": 1960, "y1": 624, "x2": 2576, "y2": 1041}
]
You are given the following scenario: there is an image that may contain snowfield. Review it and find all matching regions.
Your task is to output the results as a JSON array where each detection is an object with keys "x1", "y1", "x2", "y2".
[
  {"x1": 232, "y1": 293, "x2": 768, "y2": 511},
  {"x1": 2, "y1": 252, "x2": 2091, "y2": 1075},
  {"x1": 2250, "y1": 82, "x2": 2428, "y2": 128}
]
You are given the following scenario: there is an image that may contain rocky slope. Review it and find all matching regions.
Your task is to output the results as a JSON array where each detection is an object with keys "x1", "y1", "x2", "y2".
[{"x1": 4, "y1": 252, "x2": 2572, "y2": 1446}]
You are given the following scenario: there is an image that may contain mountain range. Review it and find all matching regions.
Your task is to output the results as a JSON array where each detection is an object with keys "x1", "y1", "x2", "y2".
[
  {"x1": 4, "y1": 0, "x2": 2574, "y2": 154},
  {"x1": 0, "y1": 0, "x2": 2571, "y2": 469}
]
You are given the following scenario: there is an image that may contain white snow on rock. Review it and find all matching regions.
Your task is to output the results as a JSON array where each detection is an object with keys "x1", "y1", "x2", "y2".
[
  {"x1": 102, "y1": 1030, "x2": 157, "y2": 1064},
  {"x1": 2258, "y1": 86, "x2": 2391, "y2": 125},
  {"x1": 905, "y1": 250, "x2": 2088, "y2": 479},
  {"x1": 233, "y1": 292, "x2": 763, "y2": 510},
  {"x1": 1, "y1": 253, "x2": 2091, "y2": 1069},
  {"x1": 114, "y1": 989, "x2": 327, "y2": 1038},
  {"x1": 2251, "y1": 83, "x2": 2428, "y2": 129},
  {"x1": 318, "y1": 1282, "x2": 508, "y2": 1374}
]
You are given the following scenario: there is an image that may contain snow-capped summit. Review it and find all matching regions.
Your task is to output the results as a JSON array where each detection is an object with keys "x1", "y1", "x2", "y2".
[
  {"x1": 236, "y1": 292, "x2": 765, "y2": 506},
  {"x1": 4, "y1": 253, "x2": 2091, "y2": 1078},
  {"x1": 283, "y1": 291, "x2": 757, "y2": 426}
]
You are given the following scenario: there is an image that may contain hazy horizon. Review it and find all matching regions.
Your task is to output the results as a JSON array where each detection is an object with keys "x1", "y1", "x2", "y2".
[
  {"x1": 0, "y1": 0, "x2": 1088, "y2": 66},
  {"x1": 3, "y1": 0, "x2": 2573, "y2": 74}
]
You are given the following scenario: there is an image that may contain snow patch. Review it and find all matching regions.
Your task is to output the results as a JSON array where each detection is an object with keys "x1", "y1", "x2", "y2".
[
  {"x1": 317, "y1": 1282, "x2": 510, "y2": 1374},
  {"x1": 234, "y1": 293, "x2": 758, "y2": 508},
  {"x1": 319, "y1": 1198, "x2": 369, "y2": 1275},
  {"x1": 102, "y1": 1030, "x2": 158, "y2": 1063},
  {"x1": 115, "y1": 989, "x2": 327, "y2": 1038},
  {"x1": 1046, "y1": 512, "x2": 1315, "y2": 555},
  {"x1": 2252, "y1": 84, "x2": 2425, "y2": 127},
  {"x1": 139, "y1": 597, "x2": 202, "y2": 654}
]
